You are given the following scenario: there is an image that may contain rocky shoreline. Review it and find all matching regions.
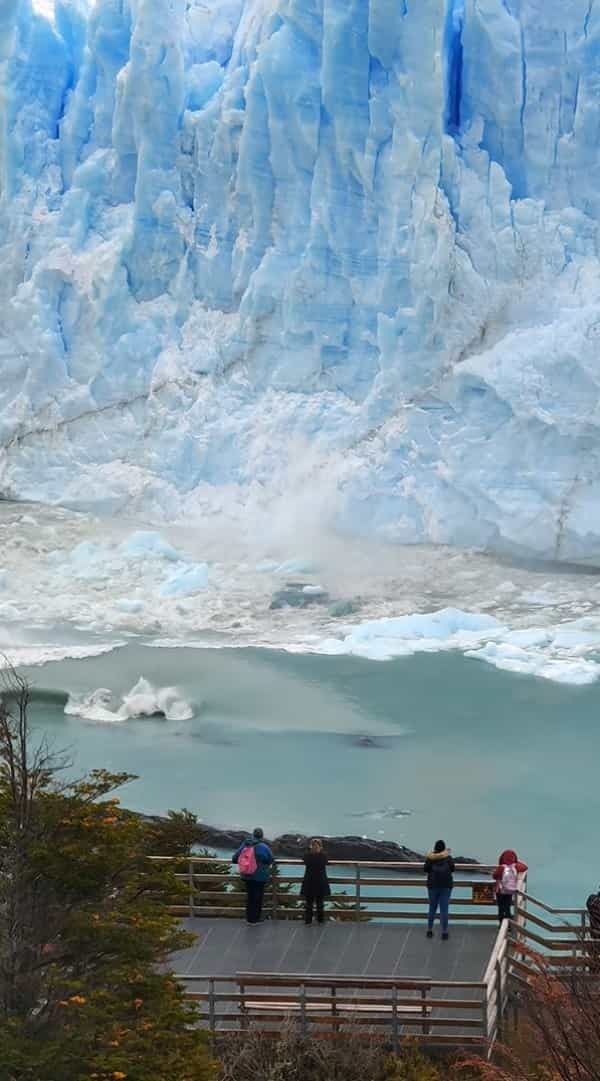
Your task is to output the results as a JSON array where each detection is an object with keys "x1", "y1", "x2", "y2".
[{"x1": 143, "y1": 815, "x2": 478, "y2": 864}]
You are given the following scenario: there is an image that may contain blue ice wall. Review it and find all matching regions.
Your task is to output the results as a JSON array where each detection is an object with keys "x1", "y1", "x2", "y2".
[{"x1": 2, "y1": 0, "x2": 600, "y2": 562}]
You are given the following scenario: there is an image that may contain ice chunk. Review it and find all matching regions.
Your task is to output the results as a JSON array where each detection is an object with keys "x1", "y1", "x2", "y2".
[
  {"x1": 114, "y1": 598, "x2": 144, "y2": 613},
  {"x1": 465, "y1": 643, "x2": 600, "y2": 686},
  {"x1": 159, "y1": 563, "x2": 209, "y2": 597},
  {"x1": 121, "y1": 532, "x2": 182, "y2": 563}
]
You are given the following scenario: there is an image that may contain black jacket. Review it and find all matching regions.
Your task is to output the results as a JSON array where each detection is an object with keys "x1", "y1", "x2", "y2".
[
  {"x1": 424, "y1": 849, "x2": 455, "y2": 889},
  {"x1": 300, "y1": 851, "x2": 331, "y2": 899},
  {"x1": 587, "y1": 892, "x2": 600, "y2": 939}
]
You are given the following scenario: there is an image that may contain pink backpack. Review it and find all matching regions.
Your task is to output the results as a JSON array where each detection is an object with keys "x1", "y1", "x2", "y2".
[{"x1": 238, "y1": 843, "x2": 258, "y2": 876}]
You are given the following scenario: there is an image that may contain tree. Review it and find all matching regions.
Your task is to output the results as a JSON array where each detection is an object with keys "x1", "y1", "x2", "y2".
[
  {"x1": 0, "y1": 666, "x2": 215, "y2": 1081},
  {"x1": 461, "y1": 944, "x2": 600, "y2": 1081}
]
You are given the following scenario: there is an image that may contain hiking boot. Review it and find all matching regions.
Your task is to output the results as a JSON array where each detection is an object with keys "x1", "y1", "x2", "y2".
[{"x1": 426, "y1": 930, "x2": 433, "y2": 939}]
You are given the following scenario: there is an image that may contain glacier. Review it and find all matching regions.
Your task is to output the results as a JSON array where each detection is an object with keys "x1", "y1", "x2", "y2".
[{"x1": 1, "y1": 0, "x2": 600, "y2": 562}]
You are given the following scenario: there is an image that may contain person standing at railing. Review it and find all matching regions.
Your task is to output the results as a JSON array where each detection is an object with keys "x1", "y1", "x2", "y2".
[
  {"x1": 233, "y1": 828, "x2": 274, "y2": 925},
  {"x1": 587, "y1": 888, "x2": 600, "y2": 937},
  {"x1": 492, "y1": 848, "x2": 528, "y2": 925},
  {"x1": 301, "y1": 838, "x2": 331, "y2": 925},
  {"x1": 586, "y1": 888, "x2": 600, "y2": 971},
  {"x1": 424, "y1": 840, "x2": 455, "y2": 940}
]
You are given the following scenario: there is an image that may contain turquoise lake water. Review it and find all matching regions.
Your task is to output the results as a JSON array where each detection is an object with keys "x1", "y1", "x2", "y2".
[{"x1": 22, "y1": 643, "x2": 600, "y2": 909}]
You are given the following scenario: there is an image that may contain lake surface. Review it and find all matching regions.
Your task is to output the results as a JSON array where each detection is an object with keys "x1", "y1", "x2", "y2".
[{"x1": 22, "y1": 642, "x2": 600, "y2": 909}]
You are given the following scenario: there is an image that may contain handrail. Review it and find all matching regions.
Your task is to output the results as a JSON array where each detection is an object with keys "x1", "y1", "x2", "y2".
[
  {"x1": 198, "y1": 971, "x2": 487, "y2": 990},
  {"x1": 153, "y1": 853, "x2": 533, "y2": 923},
  {"x1": 176, "y1": 969, "x2": 489, "y2": 1046},
  {"x1": 483, "y1": 919, "x2": 509, "y2": 988},
  {"x1": 515, "y1": 889, "x2": 587, "y2": 919},
  {"x1": 150, "y1": 854, "x2": 499, "y2": 872}
]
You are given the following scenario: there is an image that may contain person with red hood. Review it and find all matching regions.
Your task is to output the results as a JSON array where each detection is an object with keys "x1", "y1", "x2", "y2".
[{"x1": 492, "y1": 849, "x2": 528, "y2": 924}]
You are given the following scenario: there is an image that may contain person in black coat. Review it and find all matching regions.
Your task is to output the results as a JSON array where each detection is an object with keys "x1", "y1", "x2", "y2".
[
  {"x1": 424, "y1": 839, "x2": 455, "y2": 940},
  {"x1": 300, "y1": 838, "x2": 330, "y2": 925}
]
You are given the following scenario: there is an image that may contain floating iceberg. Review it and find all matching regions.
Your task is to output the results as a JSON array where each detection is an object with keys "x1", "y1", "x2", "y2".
[
  {"x1": 315, "y1": 608, "x2": 503, "y2": 661},
  {"x1": 311, "y1": 607, "x2": 600, "y2": 685}
]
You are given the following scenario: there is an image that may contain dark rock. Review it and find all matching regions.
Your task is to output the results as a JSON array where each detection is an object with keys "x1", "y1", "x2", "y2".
[
  {"x1": 270, "y1": 833, "x2": 425, "y2": 862},
  {"x1": 329, "y1": 599, "x2": 361, "y2": 618},
  {"x1": 194, "y1": 823, "x2": 476, "y2": 865},
  {"x1": 270, "y1": 582, "x2": 330, "y2": 610},
  {"x1": 135, "y1": 813, "x2": 478, "y2": 865}
]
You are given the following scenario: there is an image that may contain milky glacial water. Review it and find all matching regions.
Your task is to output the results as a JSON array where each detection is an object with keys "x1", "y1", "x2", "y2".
[{"x1": 22, "y1": 642, "x2": 600, "y2": 910}]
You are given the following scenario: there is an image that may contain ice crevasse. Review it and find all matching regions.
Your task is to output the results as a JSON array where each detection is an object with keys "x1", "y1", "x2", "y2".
[{"x1": 2, "y1": 0, "x2": 600, "y2": 562}]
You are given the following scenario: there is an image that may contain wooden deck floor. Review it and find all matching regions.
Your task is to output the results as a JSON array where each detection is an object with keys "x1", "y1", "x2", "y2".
[{"x1": 173, "y1": 918, "x2": 497, "y2": 983}]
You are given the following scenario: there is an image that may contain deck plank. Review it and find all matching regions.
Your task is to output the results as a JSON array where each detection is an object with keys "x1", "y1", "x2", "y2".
[{"x1": 173, "y1": 918, "x2": 496, "y2": 984}]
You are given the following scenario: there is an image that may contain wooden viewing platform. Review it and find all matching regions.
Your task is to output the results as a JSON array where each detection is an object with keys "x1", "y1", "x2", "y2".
[
  {"x1": 173, "y1": 918, "x2": 499, "y2": 1047},
  {"x1": 152, "y1": 856, "x2": 592, "y2": 1052}
]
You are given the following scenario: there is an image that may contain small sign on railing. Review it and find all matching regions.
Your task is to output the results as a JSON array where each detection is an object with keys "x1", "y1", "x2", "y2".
[{"x1": 472, "y1": 883, "x2": 496, "y2": 904}]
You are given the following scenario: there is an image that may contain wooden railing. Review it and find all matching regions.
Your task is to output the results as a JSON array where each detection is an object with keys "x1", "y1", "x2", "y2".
[
  {"x1": 483, "y1": 920, "x2": 509, "y2": 1047},
  {"x1": 174, "y1": 970, "x2": 491, "y2": 1048},
  {"x1": 509, "y1": 890, "x2": 591, "y2": 977},
  {"x1": 150, "y1": 856, "x2": 510, "y2": 922},
  {"x1": 156, "y1": 855, "x2": 594, "y2": 1050}
]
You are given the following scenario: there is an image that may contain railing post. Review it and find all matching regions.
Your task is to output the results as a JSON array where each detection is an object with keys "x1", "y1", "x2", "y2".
[
  {"x1": 299, "y1": 983, "x2": 308, "y2": 1037},
  {"x1": 496, "y1": 959, "x2": 503, "y2": 1042},
  {"x1": 208, "y1": 978, "x2": 215, "y2": 1033},
  {"x1": 188, "y1": 857, "x2": 195, "y2": 917},
  {"x1": 239, "y1": 979, "x2": 248, "y2": 1032},
  {"x1": 271, "y1": 875, "x2": 279, "y2": 922},
  {"x1": 391, "y1": 985, "x2": 399, "y2": 1049},
  {"x1": 421, "y1": 987, "x2": 430, "y2": 1036},
  {"x1": 355, "y1": 865, "x2": 361, "y2": 921},
  {"x1": 331, "y1": 984, "x2": 339, "y2": 1033},
  {"x1": 482, "y1": 981, "x2": 490, "y2": 1045}
]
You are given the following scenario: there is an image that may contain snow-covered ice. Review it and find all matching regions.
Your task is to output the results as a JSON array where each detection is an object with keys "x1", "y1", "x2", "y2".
[
  {"x1": 1, "y1": 502, "x2": 600, "y2": 686},
  {"x1": 1, "y1": 2, "x2": 600, "y2": 563}
]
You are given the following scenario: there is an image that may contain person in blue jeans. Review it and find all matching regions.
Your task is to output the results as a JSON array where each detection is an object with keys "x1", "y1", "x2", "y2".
[
  {"x1": 233, "y1": 827, "x2": 274, "y2": 924},
  {"x1": 424, "y1": 839, "x2": 455, "y2": 940}
]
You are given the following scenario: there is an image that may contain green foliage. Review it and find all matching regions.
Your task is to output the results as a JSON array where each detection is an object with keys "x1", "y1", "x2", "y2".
[
  {"x1": 192, "y1": 849, "x2": 237, "y2": 916},
  {"x1": 0, "y1": 668, "x2": 216, "y2": 1081},
  {"x1": 328, "y1": 888, "x2": 370, "y2": 922},
  {"x1": 270, "y1": 861, "x2": 302, "y2": 919},
  {"x1": 147, "y1": 808, "x2": 201, "y2": 857}
]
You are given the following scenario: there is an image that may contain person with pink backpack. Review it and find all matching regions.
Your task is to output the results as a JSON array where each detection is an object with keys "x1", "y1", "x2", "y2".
[
  {"x1": 492, "y1": 848, "x2": 528, "y2": 924},
  {"x1": 233, "y1": 828, "x2": 274, "y2": 924}
]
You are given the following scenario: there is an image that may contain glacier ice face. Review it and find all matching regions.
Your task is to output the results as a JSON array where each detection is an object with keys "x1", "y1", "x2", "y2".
[{"x1": 2, "y1": 0, "x2": 600, "y2": 562}]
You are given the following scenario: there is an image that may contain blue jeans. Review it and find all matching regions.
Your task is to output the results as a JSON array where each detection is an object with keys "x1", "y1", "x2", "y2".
[{"x1": 428, "y1": 887, "x2": 451, "y2": 933}]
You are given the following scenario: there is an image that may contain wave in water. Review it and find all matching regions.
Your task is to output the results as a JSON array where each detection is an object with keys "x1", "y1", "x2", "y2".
[{"x1": 65, "y1": 678, "x2": 194, "y2": 723}]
